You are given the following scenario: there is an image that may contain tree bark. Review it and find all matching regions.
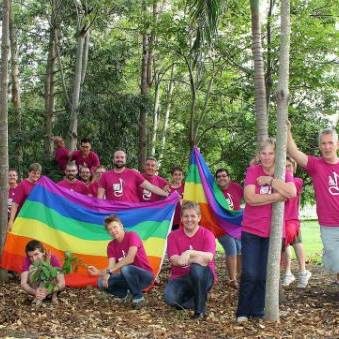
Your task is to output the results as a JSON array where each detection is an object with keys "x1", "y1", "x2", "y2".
[
  {"x1": 265, "y1": 0, "x2": 274, "y2": 113},
  {"x1": 0, "y1": 0, "x2": 10, "y2": 259},
  {"x1": 250, "y1": 0, "x2": 268, "y2": 144},
  {"x1": 265, "y1": 0, "x2": 290, "y2": 322},
  {"x1": 9, "y1": 3, "x2": 23, "y2": 176},
  {"x1": 151, "y1": 76, "x2": 161, "y2": 156}
]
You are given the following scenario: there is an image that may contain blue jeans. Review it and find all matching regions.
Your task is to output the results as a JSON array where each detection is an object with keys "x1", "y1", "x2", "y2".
[
  {"x1": 164, "y1": 263, "x2": 214, "y2": 314},
  {"x1": 236, "y1": 232, "x2": 269, "y2": 318},
  {"x1": 218, "y1": 234, "x2": 241, "y2": 256},
  {"x1": 99, "y1": 265, "x2": 153, "y2": 299}
]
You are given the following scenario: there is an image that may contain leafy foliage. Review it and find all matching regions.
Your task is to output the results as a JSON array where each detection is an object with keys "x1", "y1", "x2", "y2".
[{"x1": 29, "y1": 260, "x2": 60, "y2": 294}]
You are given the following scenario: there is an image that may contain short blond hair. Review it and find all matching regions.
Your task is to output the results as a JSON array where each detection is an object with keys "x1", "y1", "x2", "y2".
[{"x1": 181, "y1": 201, "x2": 201, "y2": 216}]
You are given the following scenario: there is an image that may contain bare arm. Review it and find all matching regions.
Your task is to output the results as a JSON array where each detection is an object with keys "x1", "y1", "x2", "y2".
[
  {"x1": 287, "y1": 122, "x2": 308, "y2": 168},
  {"x1": 140, "y1": 180, "x2": 169, "y2": 198},
  {"x1": 244, "y1": 185, "x2": 285, "y2": 206},
  {"x1": 97, "y1": 187, "x2": 105, "y2": 199},
  {"x1": 56, "y1": 272, "x2": 65, "y2": 291},
  {"x1": 170, "y1": 250, "x2": 213, "y2": 267},
  {"x1": 20, "y1": 271, "x2": 37, "y2": 296},
  {"x1": 109, "y1": 246, "x2": 138, "y2": 273},
  {"x1": 7, "y1": 202, "x2": 18, "y2": 231},
  {"x1": 257, "y1": 176, "x2": 296, "y2": 199}
]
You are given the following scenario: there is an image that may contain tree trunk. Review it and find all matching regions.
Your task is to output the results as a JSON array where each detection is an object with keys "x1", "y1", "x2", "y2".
[
  {"x1": 265, "y1": 0, "x2": 274, "y2": 113},
  {"x1": 159, "y1": 65, "x2": 175, "y2": 165},
  {"x1": 81, "y1": 29, "x2": 90, "y2": 84},
  {"x1": 265, "y1": 0, "x2": 290, "y2": 322},
  {"x1": 151, "y1": 77, "x2": 161, "y2": 156},
  {"x1": 9, "y1": 3, "x2": 23, "y2": 177},
  {"x1": 68, "y1": 31, "x2": 85, "y2": 150},
  {"x1": 250, "y1": 0, "x2": 268, "y2": 144},
  {"x1": 0, "y1": 0, "x2": 10, "y2": 258},
  {"x1": 44, "y1": 0, "x2": 59, "y2": 159}
]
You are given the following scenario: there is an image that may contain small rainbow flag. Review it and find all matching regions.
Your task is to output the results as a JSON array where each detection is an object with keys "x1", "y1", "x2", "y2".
[
  {"x1": 0, "y1": 176, "x2": 178, "y2": 287},
  {"x1": 183, "y1": 147, "x2": 243, "y2": 238}
]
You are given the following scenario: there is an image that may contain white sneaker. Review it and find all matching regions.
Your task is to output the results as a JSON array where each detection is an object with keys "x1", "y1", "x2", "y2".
[
  {"x1": 282, "y1": 273, "x2": 296, "y2": 287},
  {"x1": 236, "y1": 316, "x2": 248, "y2": 323},
  {"x1": 297, "y1": 270, "x2": 311, "y2": 288}
]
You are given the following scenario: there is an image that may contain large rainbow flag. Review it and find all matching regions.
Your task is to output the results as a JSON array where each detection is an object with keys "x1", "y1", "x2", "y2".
[
  {"x1": 184, "y1": 147, "x2": 243, "y2": 238},
  {"x1": 0, "y1": 176, "x2": 178, "y2": 287}
]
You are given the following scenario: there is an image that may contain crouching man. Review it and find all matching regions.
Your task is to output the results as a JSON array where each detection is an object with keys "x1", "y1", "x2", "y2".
[{"x1": 164, "y1": 201, "x2": 216, "y2": 319}]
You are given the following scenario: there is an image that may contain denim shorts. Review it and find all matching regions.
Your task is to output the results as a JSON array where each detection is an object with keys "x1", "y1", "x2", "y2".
[
  {"x1": 320, "y1": 226, "x2": 339, "y2": 273},
  {"x1": 218, "y1": 233, "x2": 241, "y2": 256}
]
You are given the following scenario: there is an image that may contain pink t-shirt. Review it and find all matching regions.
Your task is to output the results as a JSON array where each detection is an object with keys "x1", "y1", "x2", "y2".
[
  {"x1": 55, "y1": 147, "x2": 69, "y2": 171},
  {"x1": 305, "y1": 156, "x2": 339, "y2": 227},
  {"x1": 98, "y1": 168, "x2": 145, "y2": 202},
  {"x1": 167, "y1": 226, "x2": 216, "y2": 281},
  {"x1": 8, "y1": 186, "x2": 17, "y2": 215},
  {"x1": 71, "y1": 150, "x2": 100, "y2": 172},
  {"x1": 57, "y1": 179, "x2": 89, "y2": 195},
  {"x1": 242, "y1": 164, "x2": 294, "y2": 237},
  {"x1": 285, "y1": 177, "x2": 303, "y2": 221},
  {"x1": 169, "y1": 184, "x2": 184, "y2": 225},
  {"x1": 88, "y1": 181, "x2": 99, "y2": 197},
  {"x1": 107, "y1": 231, "x2": 153, "y2": 273},
  {"x1": 222, "y1": 181, "x2": 243, "y2": 210},
  {"x1": 13, "y1": 179, "x2": 37, "y2": 210},
  {"x1": 138, "y1": 174, "x2": 168, "y2": 202},
  {"x1": 22, "y1": 254, "x2": 61, "y2": 272}
]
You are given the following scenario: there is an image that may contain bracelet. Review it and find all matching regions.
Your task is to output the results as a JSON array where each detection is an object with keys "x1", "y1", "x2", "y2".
[{"x1": 105, "y1": 268, "x2": 112, "y2": 275}]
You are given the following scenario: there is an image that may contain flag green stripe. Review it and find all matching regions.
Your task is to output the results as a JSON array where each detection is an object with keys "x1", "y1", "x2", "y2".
[{"x1": 185, "y1": 163, "x2": 201, "y2": 184}]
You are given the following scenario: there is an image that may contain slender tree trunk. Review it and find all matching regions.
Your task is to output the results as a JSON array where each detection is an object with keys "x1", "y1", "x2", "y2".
[
  {"x1": 9, "y1": 4, "x2": 23, "y2": 176},
  {"x1": 151, "y1": 77, "x2": 161, "y2": 156},
  {"x1": 265, "y1": 0, "x2": 290, "y2": 322},
  {"x1": 250, "y1": 0, "x2": 268, "y2": 144},
  {"x1": 159, "y1": 65, "x2": 175, "y2": 164},
  {"x1": 68, "y1": 31, "x2": 85, "y2": 150},
  {"x1": 81, "y1": 29, "x2": 90, "y2": 84},
  {"x1": 265, "y1": 0, "x2": 274, "y2": 112},
  {"x1": 44, "y1": 0, "x2": 59, "y2": 159},
  {"x1": 0, "y1": 0, "x2": 10, "y2": 265}
]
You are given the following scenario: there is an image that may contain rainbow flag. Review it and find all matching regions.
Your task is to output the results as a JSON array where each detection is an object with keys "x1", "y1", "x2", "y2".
[
  {"x1": 184, "y1": 147, "x2": 243, "y2": 238},
  {"x1": 0, "y1": 176, "x2": 178, "y2": 287}
]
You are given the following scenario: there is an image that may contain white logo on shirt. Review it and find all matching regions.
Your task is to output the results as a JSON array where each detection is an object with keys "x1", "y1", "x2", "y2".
[
  {"x1": 328, "y1": 171, "x2": 339, "y2": 196},
  {"x1": 118, "y1": 249, "x2": 126, "y2": 262},
  {"x1": 259, "y1": 185, "x2": 272, "y2": 195},
  {"x1": 226, "y1": 193, "x2": 234, "y2": 209},
  {"x1": 113, "y1": 178, "x2": 124, "y2": 197},
  {"x1": 142, "y1": 189, "x2": 152, "y2": 200}
]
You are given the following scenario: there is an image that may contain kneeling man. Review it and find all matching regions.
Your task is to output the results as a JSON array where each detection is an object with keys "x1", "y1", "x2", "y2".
[{"x1": 164, "y1": 201, "x2": 216, "y2": 319}]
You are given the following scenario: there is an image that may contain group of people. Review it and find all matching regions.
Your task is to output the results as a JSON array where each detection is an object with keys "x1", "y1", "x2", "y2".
[{"x1": 5, "y1": 125, "x2": 339, "y2": 320}]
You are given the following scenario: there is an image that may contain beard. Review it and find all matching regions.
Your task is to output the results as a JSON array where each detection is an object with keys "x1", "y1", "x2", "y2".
[
  {"x1": 66, "y1": 174, "x2": 76, "y2": 181},
  {"x1": 114, "y1": 162, "x2": 126, "y2": 169}
]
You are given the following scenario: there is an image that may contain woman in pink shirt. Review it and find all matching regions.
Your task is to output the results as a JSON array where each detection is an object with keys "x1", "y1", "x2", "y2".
[
  {"x1": 88, "y1": 215, "x2": 154, "y2": 309},
  {"x1": 236, "y1": 138, "x2": 296, "y2": 322},
  {"x1": 169, "y1": 166, "x2": 185, "y2": 230}
]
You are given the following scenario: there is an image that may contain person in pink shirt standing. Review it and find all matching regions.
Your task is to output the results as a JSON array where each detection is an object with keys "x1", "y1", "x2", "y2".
[
  {"x1": 164, "y1": 201, "x2": 216, "y2": 319},
  {"x1": 98, "y1": 150, "x2": 169, "y2": 203},
  {"x1": 70, "y1": 138, "x2": 100, "y2": 173},
  {"x1": 215, "y1": 168, "x2": 243, "y2": 289},
  {"x1": 88, "y1": 215, "x2": 154, "y2": 308},
  {"x1": 53, "y1": 136, "x2": 69, "y2": 172},
  {"x1": 57, "y1": 162, "x2": 89, "y2": 195},
  {"x1": 282, "y1": 157, "x2": 311, "y2": 288},
  {"x1": 8, "y1": 169, "x2": 19, "y2": 219},
  {"x1": 8, "y1": 163, "x2": 42, "y2": 231},
  {"x1": 169, "y1": 166, "x2": 185, "y2": 230},
  {"x1": 88, "y1": 166, "x2": 106, "y2": 197},
  {"x1": 236, "y1": 138, "x2": 296, "y2": 323},
  {"x1": 138, "y1": 157, "x2": 169, "y2": 202},
  {"x1": 288, "y1": 125, "x2": 339, "y2": 285}
]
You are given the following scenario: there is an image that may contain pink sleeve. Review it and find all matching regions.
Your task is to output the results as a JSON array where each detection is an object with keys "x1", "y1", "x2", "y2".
[
  {"x1": 98, "y1": 173, "x2": 106, "y2": 189},
  {"x1": 13, "y1": 183, "x2": 25, "y2": 206},
  {"x1": 50, "y1": 255, "x2": 61, "y2": 268},
  {"x1": 305, "y1": 155, "x2": 316, "y2": 174},
  {"x1": 159, "y1": 177, "x2": 169, "y2": 188},
  {"x1": 134, "y1": 171, "x2": 146, "y2": 186},
  {"x1": 91, "y1": 152, "x2": 100, "y2": 169},
  {"x1": 294, "y1": 177, "x2": 303, "y2": 194},
  {"x1": 244, "y1": 165, "x2": 258, "y2": 186},
  {"x1": 128, "y1": 232, "x2": 142, "y2": 248},
  {"x1": 201, "y1": 229, "x2": 216, "y2": 255},
  {"x1": 107, "y1": 241, "x2": 115, "y2": 259},
  {"x1": 70, "y1": 150, "x2": 79, "y2": 161},
  {"x1": 285, "y1": 171, "x2": 294, "y2": 183},
  {"x1": 167, "y1": 232, "x2": 179, "y2": 258},
  {"x1": 22, "y1": 257, "x2": 31, "y2": 272}
]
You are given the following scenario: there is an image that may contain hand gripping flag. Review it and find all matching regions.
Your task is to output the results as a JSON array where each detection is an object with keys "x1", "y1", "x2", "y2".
[
  {"x1": 0, "y1": 176, "x2": 178, "y2": 287},
  {"x1": 183, "y1": 147, "x2": 243, "y2": 238}
]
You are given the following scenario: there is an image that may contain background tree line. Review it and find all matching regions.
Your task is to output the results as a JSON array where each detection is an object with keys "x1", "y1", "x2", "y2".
[{"x1": 3, "y1": 0, "x2": 338, "y2": 194}]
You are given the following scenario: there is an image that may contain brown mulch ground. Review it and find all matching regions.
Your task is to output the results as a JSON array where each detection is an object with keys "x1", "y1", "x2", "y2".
[{"x1": 0, "y1": 258, "x2": 338, "y2": 338}]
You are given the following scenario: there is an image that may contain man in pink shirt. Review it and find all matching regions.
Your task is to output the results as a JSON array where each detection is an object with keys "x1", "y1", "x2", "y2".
[
  {"x1": 53, "y1": 136, "x2": 69, "y2": 172},
  {"x1": 98, "y1": 150, "x2": 169, "y2": 203},
  {"x1": 57, "y1": 162, "x2": 89, "y2": 195},
  {"x1": 215, "y1": 168, "x2": 243, "y2": 289},
  {"x1": 138, "y1": 157, "x2": 169, "y2": 202},
  {"x1": 164, "y1": 201, "x2": 216, "y2": 319},
  {"x1": 288, "y1": 125, "x2": 339, "y2": 284},
  {"x1": 8, "y1": 169, "x2": 19, "y2": 219},
  {"x1": 88, "y1": 215, "x2": 153, "y2": 308},
  {"x1": 70, "y1": 138, "x2": 100, "y2": 173},
  {"x1": 8, "y1": 163, "x2": 42, "y2": 231}
]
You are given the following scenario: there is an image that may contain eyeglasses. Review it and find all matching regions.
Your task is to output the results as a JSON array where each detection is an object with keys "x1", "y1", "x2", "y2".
[{"x1": 216, "y1": 174, "x2": 228, "y2": 179}]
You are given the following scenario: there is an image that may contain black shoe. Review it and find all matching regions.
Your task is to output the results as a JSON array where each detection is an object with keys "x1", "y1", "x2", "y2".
[{"x1": 191, "y1": 312, "x2": 206, "y2": 320}]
